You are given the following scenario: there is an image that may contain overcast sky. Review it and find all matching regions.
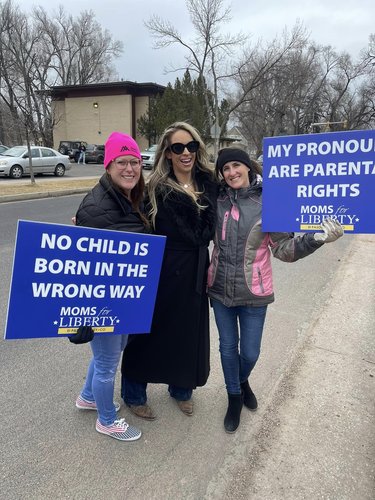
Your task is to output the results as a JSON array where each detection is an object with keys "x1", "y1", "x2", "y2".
[{"x1": 20, "y1": 0, "x2": 375, "y2": 86}]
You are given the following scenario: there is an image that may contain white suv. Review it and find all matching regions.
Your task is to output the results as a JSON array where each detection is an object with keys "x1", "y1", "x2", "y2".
[{"x1": 140, "y1": 144, "x2": 157, "y2": 170}]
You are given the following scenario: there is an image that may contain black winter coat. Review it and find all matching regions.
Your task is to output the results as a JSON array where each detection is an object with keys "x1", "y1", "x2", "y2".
[
  {"x1": 122, "y1": 169, "x2": 218, "y2": 388},
  {"x1": 76, "y1": 173, "x2": 146, "y2": 234}
]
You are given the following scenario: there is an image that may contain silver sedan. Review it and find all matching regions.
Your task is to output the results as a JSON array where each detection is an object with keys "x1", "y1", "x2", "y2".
[{"x1": 0, "y1": 146, "x2": 71, "y2": 178}]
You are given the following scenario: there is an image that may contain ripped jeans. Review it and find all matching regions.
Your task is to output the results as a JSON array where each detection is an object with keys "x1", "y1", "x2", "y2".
[{"x1": 80, "y1": 334, "x2": 128, "y2": 425}]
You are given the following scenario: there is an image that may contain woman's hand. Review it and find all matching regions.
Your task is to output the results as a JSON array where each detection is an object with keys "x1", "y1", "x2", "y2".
[
  {"x1": 313, "y1": 218, "x2": 344, "y2": 243},
  {"x1": 68, "y1": 326, "x2": 94, "y2": 344}
]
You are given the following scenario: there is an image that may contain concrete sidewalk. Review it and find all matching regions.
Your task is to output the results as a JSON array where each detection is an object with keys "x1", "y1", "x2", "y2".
[{"x1": 211, "y1": 234, "x2": 375, "y2": 499}]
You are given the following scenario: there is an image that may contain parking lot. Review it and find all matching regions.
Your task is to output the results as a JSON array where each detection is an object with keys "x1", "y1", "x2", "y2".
[
  {"x1": 0, "y1": 162, "x2": 104, "y2": 182},
  {"x1": 0, "y1": 161, "x2": 151, "y2": 186}
]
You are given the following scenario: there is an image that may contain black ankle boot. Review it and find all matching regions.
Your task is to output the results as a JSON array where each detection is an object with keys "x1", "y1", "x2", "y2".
[
  {"x1": 240, "y1": 380, "x2": 258, "y2": 411},
  {"x1": 224, "y1": 393, "x2": 243, "y2": 433}
]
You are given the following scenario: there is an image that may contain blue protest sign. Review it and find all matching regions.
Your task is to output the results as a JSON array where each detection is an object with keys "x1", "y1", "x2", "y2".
[
  {"x1": 262, "y1": 129, "x2": 375, "y2": 233},
  {"x1": 5, "y1": 221, "x2": 166, "y2": 340}
]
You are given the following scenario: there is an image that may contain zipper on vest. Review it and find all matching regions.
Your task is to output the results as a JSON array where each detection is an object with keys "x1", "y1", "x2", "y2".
[
  {"x1": 257, "y1": 267, "x2": 265, "y2": 293},
  {"x1": 222, "y1": 211, "x2": 229, "y2": 240}
]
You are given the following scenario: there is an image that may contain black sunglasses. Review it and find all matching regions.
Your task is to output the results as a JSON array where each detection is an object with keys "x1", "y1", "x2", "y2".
[{"x1": 169, "y1": 141, "x2": 200, "y2": 155}]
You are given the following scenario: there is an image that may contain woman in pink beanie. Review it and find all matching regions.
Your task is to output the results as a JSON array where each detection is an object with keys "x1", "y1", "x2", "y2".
[
  {"x1": 70, "y1": 131, "x2": 148, "y2": 442},
  {"x1": 103, "y1": 132, "x2": 142, "y2": 169}
]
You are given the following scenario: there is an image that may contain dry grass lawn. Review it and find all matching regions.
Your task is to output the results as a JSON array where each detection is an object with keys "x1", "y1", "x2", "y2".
[{"x1": 0, "y1": 178, "x2": 98, "y2": 196}]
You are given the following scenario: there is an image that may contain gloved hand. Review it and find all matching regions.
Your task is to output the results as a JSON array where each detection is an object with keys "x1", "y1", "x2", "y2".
[
  {"x1": 313, "y1": 218, "x2": 344, "y2": 243},
  {"x1": 68, "y1": 326, "x2": 94, "y2": 344}
]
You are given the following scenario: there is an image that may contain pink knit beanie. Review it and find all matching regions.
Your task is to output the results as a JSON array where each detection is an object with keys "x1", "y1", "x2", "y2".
[{"x1": 104, "y1": 132, "x2": 141, "y2": 168}]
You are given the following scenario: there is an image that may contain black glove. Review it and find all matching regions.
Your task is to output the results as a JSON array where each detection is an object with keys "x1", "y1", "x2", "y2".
[{"x1": 68, "y1": 326, "x2": 94, "y2": 344}]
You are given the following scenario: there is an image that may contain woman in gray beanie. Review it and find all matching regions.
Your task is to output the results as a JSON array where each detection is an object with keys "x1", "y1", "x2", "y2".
[{"x1": 207, "y1": 146, "x2": 343, "y2": 433}]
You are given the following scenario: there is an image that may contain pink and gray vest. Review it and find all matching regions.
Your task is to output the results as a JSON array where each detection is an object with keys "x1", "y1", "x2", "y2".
[{"x1": 207, "y1": 181, "x2": 322, "y2": 307}]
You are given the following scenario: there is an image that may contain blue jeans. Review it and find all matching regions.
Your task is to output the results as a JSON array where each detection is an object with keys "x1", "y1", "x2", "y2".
[
  {"x1": 81, "y1": 334, "x2": 128, "y2": 425},
  {"x1": 211, "y1": 299, "x2": 267, "y2": 394},
  {"x1": 121, "y1": 376, "x2": 192, "y2": 405},
  {"x1": 78, "y1": 151, "x2": 85, "y2": 163}
]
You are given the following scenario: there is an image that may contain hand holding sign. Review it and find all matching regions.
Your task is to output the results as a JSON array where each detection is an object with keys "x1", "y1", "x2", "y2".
[
  {"x1": 313, "y1": 218, "x2": 344, "y2": 243},
  {"x1": 68, "y1": 325, "x2": 94, "y2": 344}
]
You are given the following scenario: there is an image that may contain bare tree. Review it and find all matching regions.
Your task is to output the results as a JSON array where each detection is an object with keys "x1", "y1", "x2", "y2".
[
  {"x1": 0, "y1": 0, "x2": 124, "y2": 154},
  {"x1": 146, "y1": 0, "x2": 247, "y2": 156},
  {"x1": 345, "y1": 33, "x2": 375, "y2": 129},
  {"x1": 146, "y1": 1, "x2": 375, "y2": 156},
  {"x1": 146, "y1": 2, "x2": 312, "y2": 157},
  {"x1": 236, "y1": 33, "x2": 375, "y2": 154},
  {"x1": 33, "y1": 6, "x2": 123, "y2": 85},
  {"x1": 0, "y1": 1, "x2": 43, "y2": 182},
  {"x1": 232, "y1": 23, "x2": 310, "y2": 138}
]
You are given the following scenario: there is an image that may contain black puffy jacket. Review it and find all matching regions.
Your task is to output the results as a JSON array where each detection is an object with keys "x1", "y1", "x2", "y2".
[{"x1": 76, "y1": 173, "x2": 147, "y2": 234}]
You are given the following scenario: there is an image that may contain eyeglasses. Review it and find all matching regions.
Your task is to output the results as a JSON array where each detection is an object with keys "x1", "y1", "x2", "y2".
[
  {"x1": 113, "y1": 158, "x2": 141, "y2": 170},
  {"x1": 169, "y1": 141, "x2": 200, "y2": 155}
]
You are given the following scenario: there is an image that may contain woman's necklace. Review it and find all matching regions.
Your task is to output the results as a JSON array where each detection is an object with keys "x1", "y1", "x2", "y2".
[
  {"x1": 177, "y1": 179, "x2": 194, "y2": 189},
  {"x1": 178, "y1": 180, "x2": 198, "y2": 199}
]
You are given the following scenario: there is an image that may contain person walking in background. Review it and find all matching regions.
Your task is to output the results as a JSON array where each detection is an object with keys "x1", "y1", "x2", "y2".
[
  {"x1": 121, "y1": 121, "x2": 217, "y2": 419},
  {"x1": 208, "y1": 146, "x2": 344, "y2": 433},
  {"x1": 77, "y1": 142, "x2": 86, "y2": 164},
  {"x1": 70, "y1": 131, "x2": 149, "y2": 442}
]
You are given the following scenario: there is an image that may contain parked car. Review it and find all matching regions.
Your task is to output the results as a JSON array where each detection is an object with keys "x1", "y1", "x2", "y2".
[
  {"x1": 0, "y1": 146, "x2": 71, "y2": 178},
  {"x1": 58, "y1": 140, "x2": 87, "y2": 162},
  {"x1": 140, "y1": 144, "x2": 157, "y2": 170},
  {"x1": 0, "y1": 145, "x2": 9, "y2": 155},
  {"x1": 85, "y1": 144, "x2": 105, "y2": 164}
]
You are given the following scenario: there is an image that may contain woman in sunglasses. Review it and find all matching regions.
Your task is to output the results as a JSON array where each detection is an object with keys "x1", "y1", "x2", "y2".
[{"x1": 121, "y1": 122, "x2": 217, "y2": 418}]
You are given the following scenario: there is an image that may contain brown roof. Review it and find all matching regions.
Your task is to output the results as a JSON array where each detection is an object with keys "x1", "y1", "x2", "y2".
[{"x1": 49, "y1": 81, "x2": 165, "y2": 99}]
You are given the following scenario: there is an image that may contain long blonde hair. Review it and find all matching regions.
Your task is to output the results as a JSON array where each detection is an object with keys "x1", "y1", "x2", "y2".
[{"x1": 147, "y1": 122, "x2": 214, "y2": 228}]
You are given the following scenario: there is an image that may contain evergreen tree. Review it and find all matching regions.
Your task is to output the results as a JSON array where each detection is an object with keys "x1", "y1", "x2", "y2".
[{"x1": 137, "y1": 70, "x2": 223, "y2": 144}]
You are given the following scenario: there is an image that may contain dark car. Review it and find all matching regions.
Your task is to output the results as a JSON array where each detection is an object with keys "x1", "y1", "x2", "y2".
[
  {"x1": 58, "y1": 140, "x2": 87, "y2": 162},
  {"x1": 85, "y1": 144, "x2": 105, "y2": 164}
]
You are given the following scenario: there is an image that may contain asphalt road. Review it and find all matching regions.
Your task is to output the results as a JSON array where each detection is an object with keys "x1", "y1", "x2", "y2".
[{"x1": 1, "y1": 195, "x2": 363, "y2": 499}]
